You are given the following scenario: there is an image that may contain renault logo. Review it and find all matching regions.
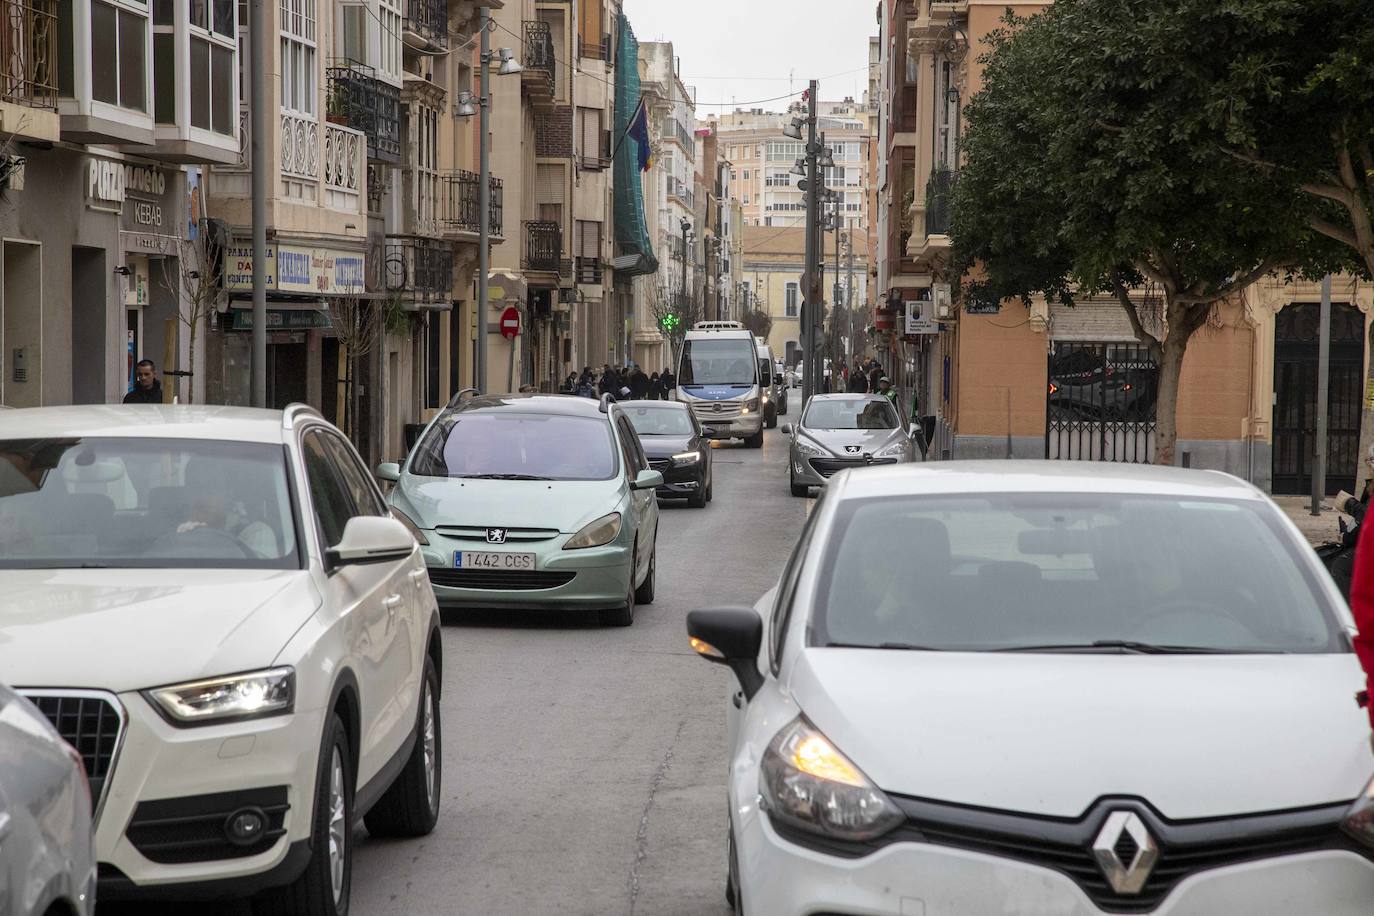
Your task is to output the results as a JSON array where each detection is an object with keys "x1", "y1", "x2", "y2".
[
  {"x1": 486, "y1": 528, "x2": 508, "y2": 544},
  {"x1": 1092, "y1": 811, "x2": 1159, "y2": 895}
]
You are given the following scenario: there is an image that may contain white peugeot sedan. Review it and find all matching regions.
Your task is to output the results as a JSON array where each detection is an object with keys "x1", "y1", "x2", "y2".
[
  {"x1": 0, "y1": 405, "x2": 442, "y2": 915},
  {"x1": 688, "y1": 462, "x2": 1374, "y2": 915}
]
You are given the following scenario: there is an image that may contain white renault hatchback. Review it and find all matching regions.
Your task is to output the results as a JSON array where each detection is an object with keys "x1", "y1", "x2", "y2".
[
  {"x1": 0, "y1": 405, "x2": 442, "y2": 915},
  {"x1": 689, "y1": 462, "x2": 1374, "y2": 915}
]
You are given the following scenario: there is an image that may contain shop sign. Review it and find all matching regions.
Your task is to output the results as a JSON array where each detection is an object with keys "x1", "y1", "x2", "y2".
[
  {"x1": 88, "y1": 160, "x2": 169, "y2": 211},
  {"x1": 230, "y1": 308, "x2": 333, "y2": 331},
  {"x1": 276, "y1": 243, "x2": 367, "y2": 295},
  {"x1": 904, "y1": 296, "x2": 938, "y2": 335},
  {"x1": 226, "y1": 242, "x2": 277, "y2": 290}
]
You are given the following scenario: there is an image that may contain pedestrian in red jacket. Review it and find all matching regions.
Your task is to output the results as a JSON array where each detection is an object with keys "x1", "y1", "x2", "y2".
[{"x1": 1346, "y1": 502, "x2": 1374, "y2": 750}]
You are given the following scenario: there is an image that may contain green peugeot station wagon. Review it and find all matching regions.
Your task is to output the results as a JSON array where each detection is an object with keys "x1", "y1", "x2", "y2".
[{"x1": 377, "y1": 395, "x2": 662, "y2": 626}]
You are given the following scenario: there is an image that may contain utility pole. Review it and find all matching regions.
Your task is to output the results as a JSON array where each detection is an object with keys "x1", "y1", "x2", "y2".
[
  {"x1": 680, "y1": 218, "x2": 691, "y2": 322},
  {"x1": 801, "y1": 82, "x2": 821, "y2": 405},
  {"x1": 476, "y1": 5, "x2": 492, "y2": 393},
  {"x1": 1313, "y1": 274, "x2": 1333, "y2": 515},
  {"x1": 846, "y1": 237, "x2": 855, "y2": 364},
  {"x1": 249, "y1": 0, "x2": 266, "y2": 406}
]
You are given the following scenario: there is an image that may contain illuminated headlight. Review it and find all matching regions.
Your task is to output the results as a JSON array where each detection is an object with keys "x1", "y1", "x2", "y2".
[
  {"x1": 759, "y1": 717, "x2": 903, "y2": 841},
  {"x1": 672, "y1": 451, "x2": 701, "y2": 466},
  {"x1": 1342, "y1": 774, "x2": 1374, "y2": 849},
  {"x1": 391, "y1": 506, "x2": 429, "y2": 545},
  {"x1": 874, "y1": 440, "x2": 909, "y2": 459},
  {"x1": 745, "y1": 399, "x2": 760, "y2": 412},
  {"x1": 145, "y1": 668, "x2": 295, "y2": 726},
  {"x1": 794, "y1": 438, "x2": 827, "y2": 459},
  {"x1": 564, "y1": 512, "x2": 622, "y2": 549}
]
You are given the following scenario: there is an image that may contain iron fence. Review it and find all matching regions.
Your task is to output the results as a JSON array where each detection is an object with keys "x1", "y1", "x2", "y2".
[
  {"x1": 381, "y1": 235, "x2": 455, "y2": 300},
  {"x1": 404, "y1": 0, "x2": 447, "y2": 50},
  {"x1": 524, "y1": 220, "x2": 561, "y2": 272},
  {"x1": 1046, "y1": 342, "x2": 1158, "y2": 463},
  {"x1": 326, "y1": 60, "x2": 402, "y2": 164},
  {"x1": 435, "y1": 169, "x2": 503, "y2": 236},
  {"x1": 0, "y1": 0, "x2": 56, "y2": 109},
  {"x1": 524, "y1": 21, "x2": 554, "y2": 87}
]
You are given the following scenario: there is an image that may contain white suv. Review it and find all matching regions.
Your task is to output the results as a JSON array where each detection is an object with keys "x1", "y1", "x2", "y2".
[{"x1": 0, "y1": 405, "x2": 442, "y2": 915}]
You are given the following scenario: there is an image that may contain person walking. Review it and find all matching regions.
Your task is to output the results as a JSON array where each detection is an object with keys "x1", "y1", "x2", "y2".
[
  {"x1": 868, "y1": 362, "x2": 884, "y2": 395},
  {"x1": 660, "y1": 366, "x2": 677, "y2": 399},
  {"x1": 875, "y1": 376, "x2": 898, "y2": 408},
  {"x1": 123, "y1": 359, "x2": 164, "y2": 404},
  {"x1": 847, "y1": 360, "x2": 869, "y2": 393},
  {"x1": 629, "y1": 364, "x2": 650, "y2": 400},
  {"x1": 1346, "y1": 499, "x2": 1374, "y2": 752},
  {"x1": 648, "y1": 372, "x2": 663, "y2": 400},
  {"x1": 598, "y1": 364, "x2": 618, "y2": 398}
]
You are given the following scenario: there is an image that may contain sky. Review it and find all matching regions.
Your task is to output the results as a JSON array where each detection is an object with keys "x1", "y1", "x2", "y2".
[{"x1": 620, "y1": 0, "x2": 875, "y2": 113}]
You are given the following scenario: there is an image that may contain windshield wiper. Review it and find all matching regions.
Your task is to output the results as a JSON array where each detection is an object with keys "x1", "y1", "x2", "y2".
[
  {"x1": 825, "y1": 641, "x2": 947, "y2": 651},
  {"x1": 993, "y1": 640, "x2": 1237, "y2": 654},
  {"x1": 459, "y1": 473, "x2": 554, "y2": 481}
]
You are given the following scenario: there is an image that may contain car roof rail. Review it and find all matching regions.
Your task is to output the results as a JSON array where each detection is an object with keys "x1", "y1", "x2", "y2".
[
  {"x1": 599, "y1": 392, "x2": 617, "y2": 413},
  {"x1": 447, "y1": 387, "x2": 480, "y2": 409},
  {"x1": 282, "y1": 402, "x2": 323, "y2": 429}
]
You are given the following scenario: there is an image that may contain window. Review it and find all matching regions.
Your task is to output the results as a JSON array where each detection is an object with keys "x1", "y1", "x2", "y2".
[
  {"x1": 378, "y1": 0, "x2": 401, "y2": 82},
  {"x1": 578, "y1": 106, "x2": 604, "y2": 167},
  {"x1": 189, "y1": 4, "x2": 236, "y2": 135},
  {"x1": 320, "y1": 432, "x2": 387, "y2": 516},
  {"x1": 92, "y1": 1, "x2": 148, "y2": 111},
  {"x1": 339, "y1": 4, "x2": 364, "y2": 61},
  {"x1": 279, "y1": 0, "x2": 316, "y2": 114},
  {"x1": 301, "y1": 430, "x2": 354, "y2": 547},
  {"x1": 410, "y1": 412, "x2": 618, "y2": 481},
  {"x1": 785, "y1": 282, "x2": 799, "y2": 317}
]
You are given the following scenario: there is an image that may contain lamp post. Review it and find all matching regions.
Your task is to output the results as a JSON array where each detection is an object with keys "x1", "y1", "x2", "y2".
[
  {"x1": 460, "y1": 8, "x2": 521, "y2": 394},
  {"x1": 680, "y1": 217, "x2": 692, "y2": 320}
]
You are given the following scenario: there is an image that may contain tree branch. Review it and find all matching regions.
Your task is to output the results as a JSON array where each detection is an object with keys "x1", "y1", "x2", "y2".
[
  {"x1": 1220, "y1": 146, "x2": 1279, "y2": 172},
  {"x1": 1302, "y1": 181, "x2": 1357, "y2": 208},
  {"x1": 1310, "y1": 216, "x2": 1361, "y2": 250},
  {"x1": 1208, "y1": 259, "x2": 1289, "y2": 302},
  {"x1": 1110, "y1": 274, "x2": 1161, "y2": 359}
]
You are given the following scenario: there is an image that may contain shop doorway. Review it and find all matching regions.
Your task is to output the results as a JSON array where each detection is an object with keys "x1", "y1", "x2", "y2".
[
  {"x1": 1272, "y1": 303, "x2": 1365, "y2": 496},
  {"x1": 267, "y1": 336, "x2": 308, "y2": 409},
  {"x1": 71, "y1": 246, "x2": 108, "y2": 403},
  {"x1": 2, "y1": 241, "x2": 43, "y2": 407}
]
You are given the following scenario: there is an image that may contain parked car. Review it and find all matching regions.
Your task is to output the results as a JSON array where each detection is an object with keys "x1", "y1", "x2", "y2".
[
  {"x1": 688, "y1": 462, "x2": 1374, "y2": 916},
  {"x1": 0, "y1": 405, "x2": 442, "y2": 915},
  {"x1": 781, "y1": 393, "x2": 917, "y2": 497},
  {"x1": 0, "y1": 684, "x2": 96, "y2": 916},
  {"x1": 623, "y1": 400, "x2": 713, "y2": 508},
  {"x1": 378, "y1": 394, "x2": 663, "y2": 626}
]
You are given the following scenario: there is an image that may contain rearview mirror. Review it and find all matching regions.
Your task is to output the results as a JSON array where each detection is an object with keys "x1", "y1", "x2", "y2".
[
  {"x1": 375, "y1": 462, "x2": 401, "y2": 483},
  {"x1": 326, "y1": 516, "x2": 415, "y2": 569},
  {"x1": 687, "y1": 607, "x2": 764, "y2": 699},
  {"x1": 780, "y1": 423, "x2": 793, "y2": 437},
  {"x1": 632, "y1": 469, "x2": 664, "y2": 490}
]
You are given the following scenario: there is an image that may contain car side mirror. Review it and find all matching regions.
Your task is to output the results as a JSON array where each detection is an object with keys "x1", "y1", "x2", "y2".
[
  {"x1": 375, "y1": 462, "x2": 401, "y2": 483},
  {"x1": 687, "y1": 607, "x2": 764, "y2": 700},
  {"x1": 780, "y1": 423, "x2": 793, "y2": 437},
  {"x1": 632, "y1": 469, "x2": 664, "y2": 490},
  {"x1": 774, "y1": 373, "x2": 784, "y2": 385},
  {"x1": 326, "y1": 516, "x2": 415, "y2": 569}
]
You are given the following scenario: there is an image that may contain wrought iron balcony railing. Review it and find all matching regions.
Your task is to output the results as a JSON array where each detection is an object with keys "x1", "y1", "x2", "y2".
[
  {"x1": 0, "y1": 0, "x2": 56, "y2": 109},
  {"x1": 524, "y1": 21, "x2": 555, "y2": 83},
  {"x1": 326, "y1": 60, "x2": 402, "y2": 164},
  {"x1": 924, "y1": 167, "x2": 957, "y2": 237},
  {"x1": 380, "y1": 235, "x2": 455, "y2": 300},
  {"x1": 524, "y1": 220, "x2": 561, "y2": 272},
  {"x1": 435, "y1": 169, "x2": 504, "y2": 237},
  {"x1": 403, "y1": 0, "x2": 447, "y2": 51}
]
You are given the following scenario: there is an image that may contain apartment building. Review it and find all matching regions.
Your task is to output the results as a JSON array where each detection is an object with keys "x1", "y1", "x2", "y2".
[{"x1": 879, "y1": 0, "x2": 1374, "y2": 494}]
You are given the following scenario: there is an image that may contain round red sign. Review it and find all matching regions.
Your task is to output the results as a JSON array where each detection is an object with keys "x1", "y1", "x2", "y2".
[{"x1": 499, "y1": 306, "x2": 521, "y2": 341}]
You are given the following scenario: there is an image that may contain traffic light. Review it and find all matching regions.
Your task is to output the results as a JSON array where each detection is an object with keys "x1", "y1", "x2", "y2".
[{"x1": 660, "y1": 313, "x2": 681, "y2": 333}]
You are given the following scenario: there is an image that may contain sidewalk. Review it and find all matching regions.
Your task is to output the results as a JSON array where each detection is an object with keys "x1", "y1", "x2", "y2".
[{"x1": 1274, "y1": 496, "x2": 1348, "y2": 546}]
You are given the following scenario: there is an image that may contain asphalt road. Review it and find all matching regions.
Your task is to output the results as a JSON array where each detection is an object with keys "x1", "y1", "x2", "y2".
[{"x1": 101, "y1": 415, "x2": 808, "y2": 916}]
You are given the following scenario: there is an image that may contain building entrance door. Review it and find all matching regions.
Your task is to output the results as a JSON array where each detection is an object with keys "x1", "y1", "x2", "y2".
[
  {"x1": 267, "y1": 336, "x2": 308, "y2": 410},
  {"x1": 1272, "y1": 303, "x2": 1364, "y2": 496},
  {"x1": 1046, "y1": 342, "x2": 1158, "y2": 462}
]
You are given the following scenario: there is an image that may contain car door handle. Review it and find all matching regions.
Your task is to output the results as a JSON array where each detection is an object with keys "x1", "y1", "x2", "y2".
[{"x1": 409, "y1": 568, "x2": 428, "y2": 582}]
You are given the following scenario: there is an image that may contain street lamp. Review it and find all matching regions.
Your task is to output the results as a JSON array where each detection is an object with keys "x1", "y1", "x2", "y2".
[
  {"x1": 782, "y1": 116, "x2": 805, "y2": 140},
  {"x1": 456, "y1": 8, "x2": 522, "y2": 393},
  {"x1": 679, "y1": 218, "x2": 693, "y2": 321},
  {"x1": 790, "y1": 157, "x2": 806, "y2": 177}
]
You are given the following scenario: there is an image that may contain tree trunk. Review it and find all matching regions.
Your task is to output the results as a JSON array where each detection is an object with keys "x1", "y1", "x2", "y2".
[
  {"x1": 348, "y1": 348, "x2": 360, "y2": 449},
  {"x1": 185, "y1": 320, "x2": 196, "y2": 404},
  {"x1": 1154, "y1": 309, "x2": 1194, "y2": 468}
]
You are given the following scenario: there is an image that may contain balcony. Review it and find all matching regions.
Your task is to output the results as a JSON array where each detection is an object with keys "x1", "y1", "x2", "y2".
[
  {"x1": 524, "y1": 220, "x2": 562, "y2": 273},
  {"x1": 323, "y1": 122, "x2": 366, "y2": 213},
  {"x1": 381, "y1": 235, "x2": 455, "y2": 304},
  {"x1": 578, "y1": 32, "x2": 611, "y2": 63},
  {"x1": 0, "y1": 0, "x2": 59, "y2": 142},
  {"x1": 576, "y1": 257, "x2": 602, "y2": 285},
  {"x1": 928, "y1": 0, "x2": 969, "y2": 22},
  {"x1": 522, "y1": 21, "x2": 555, "y2": 113},
  {"x1": 327, "y1": 61, "x2": 402, "y2": 164},
  {"x1": 435, "y1": 169, "x2": 504, "y2": 240},
  {"x1": 910, "y1": 166, "x2": 956, "y2": 267},
  {"x1": 666, "y1": 176, "x2": 694, "y2": 209},
  {"x1": 402, "y1": 0, "x2": 447, "y2": 52}
]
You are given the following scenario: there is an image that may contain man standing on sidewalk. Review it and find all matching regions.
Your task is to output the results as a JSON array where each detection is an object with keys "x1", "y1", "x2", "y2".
[{"x1": 123, "y1": 360, "x2": 163, "y2": 404}]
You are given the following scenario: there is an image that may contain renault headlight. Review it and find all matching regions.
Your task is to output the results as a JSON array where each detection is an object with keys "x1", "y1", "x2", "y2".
[
  {"x1": 391, "y1": 506, "x2": 429, "y2": 545},
  {"x1": 145, "y1": 668, "x2": 295, "y2": 726},
  {"x1": 564, "y1": 512, "x2": 622, "y2": 550},
  {"x1": 874, "y1": 439, "x2": 909, "y2": 459},
  {"x1": 1342, "y1": 773, "x2": 1374, "y2": 849},
  {"x1": 672, "y1": 451, "x2": 701, "y2": 466},
  {"x1": 794, "y1": 438, "x2": 827, "y2": 459},
  {"x1": 759, "y1": 717, "x2": 903, "y2": 841}
]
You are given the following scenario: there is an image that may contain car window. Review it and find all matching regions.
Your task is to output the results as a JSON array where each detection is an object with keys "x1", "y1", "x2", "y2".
[
  {"x1": 811, "y1": 493, "x2": 1344, "y2": 654},
  {"x1": 301, "y1": 431, "x2": 357, "y2": 548},
  {"x1": 409, "y1": 410, "x2": 617, "y2": 481},
  {"x1": 770, "y1": 495, "x2": 820, "y2": 673},
  {"x1": 624, "y1": 406, "x2": 694, "y2": 436},
  {"x1": 803, "y1": 399, "x2": 899, "y2": 430},
  {"x1": 320, "y1": 431, "x2": 386, "y2": 517},
  {"x1": 0, "y1": 436, "x2": 298, "y2": 569},
  {"x1": 615, "y1": 416, "x2": 644, "y2": 475}
]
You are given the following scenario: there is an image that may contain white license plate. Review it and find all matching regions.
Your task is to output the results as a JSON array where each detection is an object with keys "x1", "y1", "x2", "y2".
[{"x1": 454, "y1": 551, "x2": 535, "y2": 570}]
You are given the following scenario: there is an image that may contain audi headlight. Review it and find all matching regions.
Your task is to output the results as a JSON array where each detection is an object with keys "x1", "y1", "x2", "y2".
[
  {"x1": 1342, "y1": 774, "x2": 1374, "y2": 849},
  {"x1": 391, "y1": 506, "x2": 429, "y2": 545},
  {"x1": 759, "y1": 717, "x2": 903, "y2": 841},
  {"x1": 145, "y1": 668, "x2": 295, "y2": 727},
  {"x1": 672, "y1": 451, "x2": 701, "y2": 466},
  {"x1": 874, "y1": 439, "x2": 909, "y2": 459},
  {"x1": 794, "y1": 438, "x2": 827, "y2": 459},
  {"x1": 564, "y1": 512, "x2": 623, "y2": 550}
]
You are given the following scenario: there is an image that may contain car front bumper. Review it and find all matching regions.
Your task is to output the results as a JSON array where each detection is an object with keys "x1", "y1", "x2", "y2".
[
  {"x1": 93, "y1": 695, "x2": 324, "y2": 896},
  {"x1": 699, "y1": 414, "x2": 763, "y2": 440},
  {"x1": 734, "y1": 799, "x2": 1374, "y2": 916},
  {"x1": 419, "y1": 534, "x2": 633, "y2": 610},
  {"x1": 651, "y1": 462, "x2": 706, "y2": 499}
]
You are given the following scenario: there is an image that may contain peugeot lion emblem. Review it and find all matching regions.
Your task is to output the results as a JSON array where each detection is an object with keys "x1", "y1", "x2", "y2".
[
  {"x1": 1092, "y1": 811, "x2": 1159, "y2": 895},
  {"x1": 844, "y1": 445, "x2": 861, "y2": 454},
  {"x1": 486, "y1": 528, "x2": 508, "y2": 545}
]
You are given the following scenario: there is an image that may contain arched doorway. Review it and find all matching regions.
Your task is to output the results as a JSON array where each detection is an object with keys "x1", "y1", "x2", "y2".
[{"x1": 1272, "y1": 302, "x2": 1366, "y2": 495}]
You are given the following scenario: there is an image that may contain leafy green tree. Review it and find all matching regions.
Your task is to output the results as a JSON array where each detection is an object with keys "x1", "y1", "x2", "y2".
[{"x1": 952, "y1": 0, "x2": 1350, "y2": 465}]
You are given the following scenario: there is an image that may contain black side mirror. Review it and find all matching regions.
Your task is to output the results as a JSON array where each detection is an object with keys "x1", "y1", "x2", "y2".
[{"x1": 687, "y1": 607, "x2": 764, "y2": 700}]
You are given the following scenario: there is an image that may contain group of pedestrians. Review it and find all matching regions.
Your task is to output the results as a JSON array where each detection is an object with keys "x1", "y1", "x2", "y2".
[
  {"x1": 843, "y1": 357, "x2": 897, "y2": 406},
  {"x1": 562, "y1": 364, "x2": 678, "y2": 401}
]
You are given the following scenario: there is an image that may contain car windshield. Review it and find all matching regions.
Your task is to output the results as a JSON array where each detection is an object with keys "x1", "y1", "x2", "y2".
[
  {"x1": 812, "y1": 493, "x2": 1342, "y2": 654},
  {"x1": 0, "y1": 437, "x2": 299, "y2": 569},
  {"x1": 625, "y1": 406, "x2": 694, "y2": 436},
  {"x1": 409, "y1": 411, "x2": 617, "y2": 480},
  {"x1": 678, "y1": 338, "x2": 757, "y2": 386},
  {"x1": 804, "y1": 400, "x2": 898, "y2": 430}
]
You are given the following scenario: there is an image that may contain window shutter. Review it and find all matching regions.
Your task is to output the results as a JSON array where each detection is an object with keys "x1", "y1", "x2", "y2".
[
  {"x1": 579, "y1": 221, "x2": 601, "y2": 259},
  {"x1": 536, "y1": 163, "x2": 563, "y2": 204},
  {"x1": 579, "y1": 108, "x2": 602, "y2": 164}
]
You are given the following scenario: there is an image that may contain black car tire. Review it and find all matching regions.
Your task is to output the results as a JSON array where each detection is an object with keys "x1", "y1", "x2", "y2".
[
  {"x1": 789, "y1": 471, "x2": 809, "y2": 498},
  {"x1": 744, "y1": 431, "x2": 764, "y2": 449},
  {"x1": 362, "y1": 657, "x2": 441, "y2": 838},
  {"x1": 726, "y1": 820, "x2": 743, "y2": 915},
  {"x1": 634, "y1": 546, "x2": 656, "y2": 604},
  {"x1": 256, "y1": 714, "x2": 353, "y2": 916},
  {"x1": 602, "y1": 561, "x2": 636, "y2": 627},
  {"x1": 765, "y1": 405, "x2": 778, "y2": 429},
  {"x1": 706, "y1": 473, "x2": 713, "y2": 502},
  {"x1": 688, "y1": 480, "x2": 707, "y2": 508}
]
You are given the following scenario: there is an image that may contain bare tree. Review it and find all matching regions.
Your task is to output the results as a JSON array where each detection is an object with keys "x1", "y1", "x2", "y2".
[
  {"x1": 740, "y1": 308, "x2": 772, "y2": 340},
  {"x1": 327, "y1": 295, "x2": 385, "y2": 446},
  {"x1": 159, "y1": 231, "x2": 227, "y2": 404},
  {"x1": 647, "y1": 278, "x2": 702, "y2": 368}
]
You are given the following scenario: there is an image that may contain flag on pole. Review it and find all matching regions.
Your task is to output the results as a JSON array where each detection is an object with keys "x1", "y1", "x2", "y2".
[{"x1": 628, "y1": 97, "x2": 653, "y2": 172}]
